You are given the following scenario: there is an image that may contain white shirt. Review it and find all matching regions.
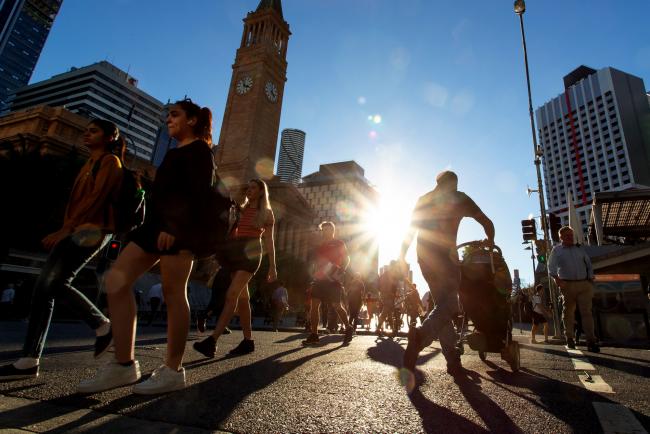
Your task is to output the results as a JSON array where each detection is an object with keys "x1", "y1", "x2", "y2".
[
  {"x1": 532, "y1": 294, "x2": 544, "y2": 315},
  {"x1": 1, "y1": 288, "x2": 15, "y2": 303}
]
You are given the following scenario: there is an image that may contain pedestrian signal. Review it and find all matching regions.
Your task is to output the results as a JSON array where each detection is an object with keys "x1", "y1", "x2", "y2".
[
  {"x1": 106, "y1": 240, "x2": 122, "y2": 261},
  {"x1": 521, "y1": 219, "x2": 536, "y2": 242}
]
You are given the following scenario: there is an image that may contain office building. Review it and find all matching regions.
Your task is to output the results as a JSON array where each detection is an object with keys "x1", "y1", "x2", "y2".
[
  {"x1": 0, "y1": 0, "x2": 62, "y2": 113},
  {"x1": 298, "y1": 161, "x2": 379, "y2": 276},
  {"x1": 9, "y1": 61, "x2": 165, "y2": 159},
  {"x1": 277, "y1": 128, "x2": 305, "y2": 184},
  {"x1": 536, "y1": 66, "x2": 650, "y2": 231}
]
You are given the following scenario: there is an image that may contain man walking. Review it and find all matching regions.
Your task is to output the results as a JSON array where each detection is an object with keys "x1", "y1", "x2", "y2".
[
  {"x1": 548, "y1": 226, "x2": 600, "y2": 352},
  {"x1": 401, "y1": 171, "x2": 494, "y2": 375},
  {"x1": 302, "y1": 221, "x2": 354, "y2": 345},
  {"x1": 271, "y1": 280, "x2": 289, "y2": 331}
]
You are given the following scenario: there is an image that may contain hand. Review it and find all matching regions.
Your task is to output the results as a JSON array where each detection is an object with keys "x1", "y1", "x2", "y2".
[
  {"x1": 267, "y1": 268, "x2": 277, "y2": 282},
  {"x1": 42, "y1": 228, "x2": 72, "y2": 250},
  {"x1": 157, "y1": 231, "x2": 176, "y2": 251},
  {"x1": 484, "y1": 238, "x2": 495, "y2": 249}
]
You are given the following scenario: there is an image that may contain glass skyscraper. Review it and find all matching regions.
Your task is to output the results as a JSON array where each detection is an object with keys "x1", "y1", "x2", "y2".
[{"x1": 0, "y1": 0, "x2": 63, "y2": 113}]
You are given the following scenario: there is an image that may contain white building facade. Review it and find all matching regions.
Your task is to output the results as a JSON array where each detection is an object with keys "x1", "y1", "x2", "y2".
[{"x1": 536, "y1": 66, "x2": 650, "y2": 232}]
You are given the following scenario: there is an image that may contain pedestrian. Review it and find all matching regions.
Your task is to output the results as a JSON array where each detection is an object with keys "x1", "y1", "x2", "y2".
[
  {"x1": 302, "y1": 221, "x2": 354, "y2": 345},
  {"x1": 377, "y1": 262, "x2": 398, "y2": 336},
  {"x1": 365, "y1": 290, "x2": 378, "y2": 331},
  {"x1": 548, "y1": 226, "x2": 600, "y2": 352},
  {"x1": 271, "y1": 280, "x2": 289, "y2": 331},
  {"x1": 77, "y1": 99, "x2": 222, "y2": 394},
  {"x1": 196, "y1": 265, "x2": 232, "y2": 335},
  {"x1": 146, "y1": 282, "x2": 164, "y2": 326},
  {"x1": 401, "y1": 170, "x2": 495, "y2": 376},
  {"x1": 193, "y1": 178, "x2": 278, "y2": 358},
  {"x1": 347, "y1": 273, "x2": 365, "y2": 330},
  {"x1": 0, "y1": 119, "x2": 124, "y2": 380},
  {"x1": 530, "y1": 284, "x2": 550, "y2": 344}
]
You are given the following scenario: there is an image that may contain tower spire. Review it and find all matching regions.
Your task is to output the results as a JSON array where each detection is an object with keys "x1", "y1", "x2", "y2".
[{"x1": 256, "y1": 0, "x2": 283, "y2": 18}]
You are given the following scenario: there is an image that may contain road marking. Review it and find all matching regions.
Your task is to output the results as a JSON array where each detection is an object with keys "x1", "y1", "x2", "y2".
[
  {"x1": 593, "y1": 402, "x2": 647, "y2": 434},
  {"x1": 579, "y1": 373, "x2": 614, "y2": 394},
  {"x1": 571, "y1": 357, "x2": 596, "y2": 370},
  {"x1": 566, "y1": 348, "x2": 583, "y2": 356}
]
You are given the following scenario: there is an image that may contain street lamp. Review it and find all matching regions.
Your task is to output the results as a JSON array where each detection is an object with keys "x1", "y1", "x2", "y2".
[{"x1": 513, "y1": 0, "x2": 562, "y2": 338}]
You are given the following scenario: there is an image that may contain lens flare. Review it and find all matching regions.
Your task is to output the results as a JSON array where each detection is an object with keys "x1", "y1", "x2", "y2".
[
  {"x1": 398, "y1": 368, "x2": 416, "y2": 394},
  {"x1": 335, "y1": 200, "x2": 357, "y2": 222},
  {"x1": 372, "y1": 114, "x2": 382, "y2": 124},
  {"x1": 72, "y1": 226, "x2": 103, "y2": 247},
  {"x1": 255, "y1": 158, "x2": 275, "y2": 180},
  {"x1": 369, "y1": 131, "x2": 378, "y2": 140},
  {"x1": 357, "y1": 96, "x2": 367, "y2": 105}
]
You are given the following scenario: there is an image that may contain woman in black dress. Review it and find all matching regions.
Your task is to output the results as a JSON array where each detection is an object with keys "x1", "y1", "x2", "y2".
[{"x1": 78, "y1": 99, "x2": 217, "y2": 395}]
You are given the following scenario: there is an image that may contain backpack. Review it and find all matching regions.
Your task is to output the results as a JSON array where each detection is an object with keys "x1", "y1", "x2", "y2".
[
  {"x1": 202, "y1": 155, "x2": 235, "y2": 257},
  {"x1": 92, "y1": 154, "x2": 145, "y2": 234}
]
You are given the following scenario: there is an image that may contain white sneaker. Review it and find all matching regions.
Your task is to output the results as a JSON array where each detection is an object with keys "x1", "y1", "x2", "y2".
[
  {"x1": 76, "y1": 360, "x2": 141, "y2": 394},
  {"x1": 133, "y1": 365, "x2": 186, "y2": 395}
]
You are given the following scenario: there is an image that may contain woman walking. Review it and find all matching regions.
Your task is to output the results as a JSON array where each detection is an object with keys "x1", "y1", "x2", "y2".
[
  {"x1": 193, "y1": 179, "x2": 277, "y2": 358},
  {"x1": 77, "y1": 99, "x2": 218, "y2": 394},
  {"x1": 0, "y1": 119, "x2": 124, "y2": 380},
  {"x1": 531, "y1": 284, "x2": 550, "y2": 344}
]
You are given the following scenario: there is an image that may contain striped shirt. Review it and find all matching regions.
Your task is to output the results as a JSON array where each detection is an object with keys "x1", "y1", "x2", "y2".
[{"x1": 234, "y1": 206, "x2": 264, "y2": 239}]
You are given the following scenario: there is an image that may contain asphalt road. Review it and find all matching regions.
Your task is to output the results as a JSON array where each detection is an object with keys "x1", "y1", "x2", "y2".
[{"x1": 0, "y1": 321, "x2": 649, "y2": 433}]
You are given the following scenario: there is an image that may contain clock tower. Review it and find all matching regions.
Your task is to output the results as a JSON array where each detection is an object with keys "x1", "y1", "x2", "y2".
[{"x1": 216, "y1": 0, "x2": 290, "y2": 189}]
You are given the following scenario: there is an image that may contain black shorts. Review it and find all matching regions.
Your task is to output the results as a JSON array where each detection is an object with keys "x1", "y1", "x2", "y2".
[
  {"x1": 129, "y1": 223, "x2": 185, "y2": 256},
  {"x1": 218, "y1": 237, "x2": 262, "y2": 274},
  {"x1": 311, "y1": 280, "x2": 343, "y2": 304},
  {"x1": 532, "y1": 311, "x2": 547, "y2": 325}
]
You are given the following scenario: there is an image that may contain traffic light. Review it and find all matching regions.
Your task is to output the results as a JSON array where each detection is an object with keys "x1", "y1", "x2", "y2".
[
  {"x1": 535, "y1": 240, "x2": 547, "y2": 263},
  {"x1": 105, "y1": 239, "x2": 122, "y2": 261},
  {"x1": 548, "y1": 213, "x2": 562, "y2": 243},
  {"x1": 521, "y1": 219, "x2": 537, "y2": 241}
]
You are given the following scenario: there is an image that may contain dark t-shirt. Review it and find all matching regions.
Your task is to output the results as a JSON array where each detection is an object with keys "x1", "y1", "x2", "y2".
[{"x1": 412, "y1": 190, "x2": 481, "y2": 257}]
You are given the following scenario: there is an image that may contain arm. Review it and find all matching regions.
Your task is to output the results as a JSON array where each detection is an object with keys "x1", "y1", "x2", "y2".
[
  {"x1": 474, "y1": 211, "x2": 495, "y2": 245},
  {"x1": 400, "y1": 198, "x2": 422, "y2": 260},
  {"x1": 263, "y1": 213, "x2": 277, "y2": 281},
  {"x1": 547, "y1": 247, "x2": 564, "y2": 288},
  {"x1": 584, "y1": 249, "x2": 594, "y2": 280}
]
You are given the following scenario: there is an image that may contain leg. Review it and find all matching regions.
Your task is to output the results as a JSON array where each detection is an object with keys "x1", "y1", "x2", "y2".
[
  {"x1": 22, "y1": 234, "x2": 110, "y2": 359},
  {"x1": 531, "y1": 322, "x2": 538, "y2": 342},
  {"x1": 159, "y1": 251, "x2": 194, "y2": 371},
  {"x1": 310, "y1": 298, "x2": 321, "y2": 335},
  {"x1": 105, "y1": 242, "x2": 159, "y2": 363},
  {"x1": 576, "y1": 281, "x2": 597, "y2": 343},
  {"x1": 560, "y1": 284, "x2": 578, "y2": 342},
  {"x1": 543, "y1": 322, "x2": 549, "y2": 341},
  {"x1": 211, "y1": 271, "x2": 253, "y2": 340},
  {"x1": 237, "y1": 286, "x2": 253, "y2": 340},
  {"x1": 332, "y1": 301, "x2": 351, "y2": 329}
]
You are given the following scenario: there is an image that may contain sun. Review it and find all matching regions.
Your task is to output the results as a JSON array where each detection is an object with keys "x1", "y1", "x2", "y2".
[{"x1": 362, "y1": 187, "x2": 414, "y2": 265}]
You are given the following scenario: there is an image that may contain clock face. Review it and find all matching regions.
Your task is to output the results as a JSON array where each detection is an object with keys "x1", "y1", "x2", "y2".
[
  {"x1": 236, "y1": 76, "x2": 253, "y2": 95},
  {"x1": 265, "y1": 81, "x2": 278, "y2": 102}
]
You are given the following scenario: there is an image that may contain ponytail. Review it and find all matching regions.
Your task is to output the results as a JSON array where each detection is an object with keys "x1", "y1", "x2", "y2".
[{"x1": 175, "y1": 99, "x2": 213, "y2": 145}]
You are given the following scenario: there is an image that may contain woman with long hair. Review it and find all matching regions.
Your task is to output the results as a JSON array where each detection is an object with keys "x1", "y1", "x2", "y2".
[
  {"x1": 193, "y1": 178, "x2": 277, "y2": 358},
  {"x1": 0, "y1": 119, "x2": 125, "y2": 380},
  {"x1": 77, "y1": 99, "x2": 217, "y2": 395}
]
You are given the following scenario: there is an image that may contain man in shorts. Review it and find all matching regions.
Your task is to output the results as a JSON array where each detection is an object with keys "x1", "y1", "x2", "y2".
[
  {"x1": 401, "y1": 171, "x2": 495, "y2": 375},
  {"x1": 302, "y1": 222, "x2": 354, "y2": 345}
]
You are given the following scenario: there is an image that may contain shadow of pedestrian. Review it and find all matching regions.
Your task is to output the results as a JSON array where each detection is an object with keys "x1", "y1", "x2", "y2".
[
  {"x1": 482, "y1": 360, "x2": 650, "y2": 432},
  {"x1": 366, "y1": 337, "x2": 439, "y2": 369},
  {"x1": 408, "y1": 387, "x2": 489, "y2": 434}
]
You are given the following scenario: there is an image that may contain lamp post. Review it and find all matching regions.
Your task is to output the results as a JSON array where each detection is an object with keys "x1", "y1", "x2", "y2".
[{"x1": 514, "y1": 0, "x2": 562, "y2": 338}]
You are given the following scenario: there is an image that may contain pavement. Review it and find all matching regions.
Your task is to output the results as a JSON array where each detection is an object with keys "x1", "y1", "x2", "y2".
[{"x1": 0, "y1": 320, "x2": 649, "y2": 433}]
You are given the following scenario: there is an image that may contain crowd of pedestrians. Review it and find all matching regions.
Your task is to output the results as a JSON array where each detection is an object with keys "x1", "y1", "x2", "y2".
[{"x1": 0, "y1": 105, "x2": 603, "y2": 394}]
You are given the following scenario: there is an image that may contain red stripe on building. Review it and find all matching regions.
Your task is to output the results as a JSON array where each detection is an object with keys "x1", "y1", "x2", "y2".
[{"x1": 564, "y1": 89, "x2": 588, "y2": 206}]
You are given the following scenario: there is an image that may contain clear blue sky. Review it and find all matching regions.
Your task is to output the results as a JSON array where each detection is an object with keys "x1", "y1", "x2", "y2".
[{"x1": 31, "y1": 0, "x2": 650, "y2": 289}]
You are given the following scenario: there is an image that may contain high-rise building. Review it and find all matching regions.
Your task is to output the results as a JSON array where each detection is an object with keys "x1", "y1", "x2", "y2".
[
  {"x1": 277, "y1": 128, "x2": 305, "y2": 184},
  {"x1": 536, "y1": 66, "x2": 650, "y2": 232},
  {"x1": 298, "y1": 161, "x2": 379, "y2": 277},
  {"x1": 0, "y1": 0, "x2": 62, "y2": 113},
  {"x1": 9, "y1": 61, "x2": 165, "y2": 160}
]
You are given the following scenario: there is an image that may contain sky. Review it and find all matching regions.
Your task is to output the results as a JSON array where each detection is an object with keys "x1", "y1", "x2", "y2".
[{"x1": 30, "y1": 0, "x2": 650, "y2": 291}]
